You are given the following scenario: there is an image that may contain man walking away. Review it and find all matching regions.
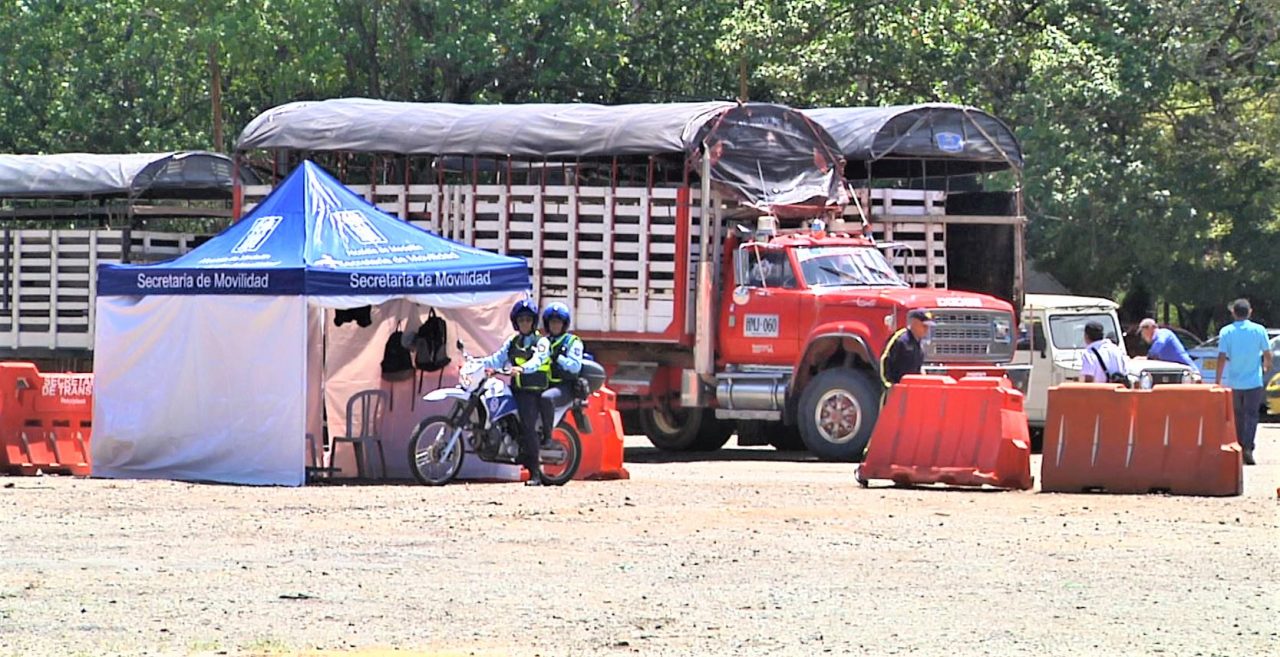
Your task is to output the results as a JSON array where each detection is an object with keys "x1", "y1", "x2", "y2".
[
  {"x1": 1080, "y1": 321, "x2": 1128, "y2": 384},
  {"x1": 1138, "y1": 318, "x2": 1196, "y2": 368},
  {"x1": 1216, "y1": 299, "x2": 1273, "y2": 465}
]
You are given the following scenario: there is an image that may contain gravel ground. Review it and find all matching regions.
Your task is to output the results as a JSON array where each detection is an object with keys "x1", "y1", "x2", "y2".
[{"x1": 1, "y1": 424, "x2": 1277, "y2": 657}]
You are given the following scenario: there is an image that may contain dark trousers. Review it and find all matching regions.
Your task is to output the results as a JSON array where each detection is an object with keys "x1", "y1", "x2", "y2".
[
  {"x1": 1232, "y1": 387, "x2": 1263, "y2": 450},
  {"x1": 539, "y1": 383, "x2": 575, "y2": 441},
  {"x1": 513, "y1": 389, "x2": 543, "y2": 476}
]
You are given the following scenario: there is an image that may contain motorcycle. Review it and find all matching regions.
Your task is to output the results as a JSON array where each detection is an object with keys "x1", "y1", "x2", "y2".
[{"x1": 407, "y1": 340, "x2": 605, "y2": 486}]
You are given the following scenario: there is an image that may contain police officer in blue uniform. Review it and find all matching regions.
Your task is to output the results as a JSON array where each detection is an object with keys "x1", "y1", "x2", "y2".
[
  {"x1": 481, "y1": 299, "x2": 552, "y2": 485},
  {"x1": 880, "y1": 309, "x2": 935, "y2": 387},
  {"x1": 539, "y1": 302, "x2": 585, "y2": 444}
]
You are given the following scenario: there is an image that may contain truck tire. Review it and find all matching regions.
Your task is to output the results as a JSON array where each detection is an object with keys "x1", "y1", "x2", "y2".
[
  {"x1": 639, "y1": 406, "x2": 733, "y2": 451},
  {"x1": 797, "y1": 368, "x2": 881, "y2": 462}
]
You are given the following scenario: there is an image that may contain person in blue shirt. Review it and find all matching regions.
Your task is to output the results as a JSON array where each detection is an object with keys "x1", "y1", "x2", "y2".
[
  {"x1": 1215, "y1": 299, "x2": 1274, "y2": 465},
  {"x1": 1137, "y1": 318, "x2": 1196, "y2": 368},
  {"x1": 481, "y1": 299, "x2": 552, "y2": 485},
  {"x1": 539, "y1": 302, "x2": 585, "y2": 445}
]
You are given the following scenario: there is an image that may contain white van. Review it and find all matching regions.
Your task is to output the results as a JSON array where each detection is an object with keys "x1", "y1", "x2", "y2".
[{"x1": 1016, "y1": 294, "x2": 1199, "y2": 428}]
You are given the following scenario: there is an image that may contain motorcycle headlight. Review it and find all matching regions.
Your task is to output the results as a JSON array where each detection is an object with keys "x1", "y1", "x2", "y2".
[
  {"x1": 1138, "y1": 372, "x2": 1154, "y2": 390},
  {"x1": 993, "y1": 318, "x2": 1012, "y2": 343}
]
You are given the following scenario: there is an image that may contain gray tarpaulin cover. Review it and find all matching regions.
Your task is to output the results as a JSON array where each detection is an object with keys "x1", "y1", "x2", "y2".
[
  {"x1": 802, "y1": 104, "x2": 1023, "y2": 177},
  {"x1": 237, "y1": 98, "x2": 736, "y2": 157},
  {"x1": 0, "y1": 151, "x2": 248, "y2": 199},
  {"x1": 689, "y1": 103, "x2": 846, "y2": 215},
  {"x1": 237, "y1": 98, "x2": 847, "y2": 213}
]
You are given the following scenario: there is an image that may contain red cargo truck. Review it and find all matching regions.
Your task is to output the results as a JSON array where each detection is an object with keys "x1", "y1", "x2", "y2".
[{"x1": 237, "y1": 100, "x2": 1028, "y2": 460}]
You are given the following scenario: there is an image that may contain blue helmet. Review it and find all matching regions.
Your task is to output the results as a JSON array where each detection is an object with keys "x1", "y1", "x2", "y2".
[
  {"x1": 509, "y1": 299, "x2": 539, "y2": 331},
  {"x1": 542, "y1": 302, "x2": 572, "y2": 330}
]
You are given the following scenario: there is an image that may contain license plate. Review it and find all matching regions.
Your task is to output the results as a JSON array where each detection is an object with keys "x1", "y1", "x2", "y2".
[
  {"x1": 744, "y1": 314, "x2": 780, "y2": 338},
  {"x1": 1202, "y1": 357, "x2": 1217, "y2": 371}
]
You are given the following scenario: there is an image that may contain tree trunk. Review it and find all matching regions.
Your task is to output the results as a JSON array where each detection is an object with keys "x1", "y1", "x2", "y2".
[{"x1": 208, "y1": 42, "x2": 223, "y2": 152}]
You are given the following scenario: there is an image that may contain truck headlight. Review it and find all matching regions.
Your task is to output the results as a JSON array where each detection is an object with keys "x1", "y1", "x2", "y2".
[
  {"x1": 993, "y1": 318, "x2": 1012, "y2": 343},
  {"x1": 1181, "y1": 370, "x2": 1196, "y2": 384},
  {"x1": 1138, "y1": 372, "x2": 1154, "y2": 390}
]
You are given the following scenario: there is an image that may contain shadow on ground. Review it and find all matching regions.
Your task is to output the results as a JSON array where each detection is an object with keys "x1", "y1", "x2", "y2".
[{"x1": 623, "y1": 445, "x2": 820, "y2": 464}]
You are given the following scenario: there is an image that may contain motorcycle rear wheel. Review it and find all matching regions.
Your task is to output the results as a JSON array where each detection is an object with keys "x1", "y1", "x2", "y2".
[
  {"x1": 538, "y1": 421, "x2": 582, "y2": 486},
  {"x1": 408, "y1": 415, "x2": 465, "y2": 485}
]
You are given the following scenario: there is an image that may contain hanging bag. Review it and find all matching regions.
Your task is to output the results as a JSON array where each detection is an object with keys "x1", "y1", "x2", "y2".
[{"x1": 411, "y1": 308, "x2": 452, "y2": 406}]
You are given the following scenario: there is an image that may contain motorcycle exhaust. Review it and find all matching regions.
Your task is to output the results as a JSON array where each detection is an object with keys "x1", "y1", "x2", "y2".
[{"x1": 539, "y1": 445, "x2": 567, "y2": 465}]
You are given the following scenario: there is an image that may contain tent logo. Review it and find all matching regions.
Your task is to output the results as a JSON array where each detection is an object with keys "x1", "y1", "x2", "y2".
[
  {"x1": 334, "y1": 210, "x2": 388, "y2": 246},
  {"x1": 935, "y1": 132, "x2": 964, "y2": 153},
  {"x1": 231, "y1": 215, "x2": 283, "y2": 254}
]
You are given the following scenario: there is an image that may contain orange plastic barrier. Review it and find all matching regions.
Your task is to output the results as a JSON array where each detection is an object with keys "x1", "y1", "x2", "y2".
[
  {"x1": 1041, "y1": 383, "x2": 1241, "y2": 496},
  {"x1": 0, "y1": 363, "x2": 94, "y2": 476},
  {"x1": 566, "y1": 386, "x2": 629, "y2": 481},
  {"x1": 856, "y1": 375, "x2": 1032, "y2": 489}
]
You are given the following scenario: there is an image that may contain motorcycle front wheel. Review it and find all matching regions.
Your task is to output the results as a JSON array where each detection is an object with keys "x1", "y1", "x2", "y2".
[
  {"x1": 538, "y1": 421, "x2": 583, "y2": 486},
  {"x1": 408, "y1": 415, "x2": 466, "y2": 486}
]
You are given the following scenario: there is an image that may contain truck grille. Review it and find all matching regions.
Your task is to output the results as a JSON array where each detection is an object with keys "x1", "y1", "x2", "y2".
[
  {"x1": 927, "y1": 309, "x2": 1011, "y2": 363},
  {"x1": 1150, "y1": 371, "x2": 1186, "y2": 385}
]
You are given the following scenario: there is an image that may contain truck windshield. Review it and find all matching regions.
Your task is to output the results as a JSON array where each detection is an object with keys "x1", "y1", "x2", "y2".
[
  {"x1": 1047, "y1": 314, "x2": 1121, "y2": 349},
  {"x1": 794, "y1": 246, "x2": 907, "y2": 288}
]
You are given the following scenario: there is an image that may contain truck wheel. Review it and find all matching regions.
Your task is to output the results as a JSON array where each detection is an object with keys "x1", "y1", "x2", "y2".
[
  {"x1": 639, "y1": 406, "x2": 733, "y2": 451},
  {"x1": 797, "y1": 368, "x2": 881, "y2": 462}
]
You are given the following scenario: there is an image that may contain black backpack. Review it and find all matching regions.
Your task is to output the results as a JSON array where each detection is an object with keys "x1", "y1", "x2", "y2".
[
  {"x1": 413, "y1": 309, "x2": 451, "y2": 373},
  {"x1": 380, "y1": 328, "x2": 415, "y2": 383},
  {"x1": 1089, "y1": 346, "x2": 1131, "y2": 387},
  {"x1": 411, "y1": 309, "x2": 452, "y2": 406}
]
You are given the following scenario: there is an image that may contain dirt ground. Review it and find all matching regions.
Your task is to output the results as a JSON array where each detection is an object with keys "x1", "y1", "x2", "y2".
[{"x1": 1, "y1": 424, "x2": 1277, "y2": 657}]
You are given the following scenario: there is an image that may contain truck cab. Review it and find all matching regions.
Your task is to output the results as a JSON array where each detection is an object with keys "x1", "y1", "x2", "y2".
[
  {"x1": 1016, "y1": 294, "x2": 1199, "y2": 428},
  {"x1": 709, "y1": 220, "x2": 1024, "y2": 460}
]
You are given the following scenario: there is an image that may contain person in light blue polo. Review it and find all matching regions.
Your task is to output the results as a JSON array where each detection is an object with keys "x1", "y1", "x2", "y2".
[
  {"x1": 1215, "y1": 298, "x2": 1274, "y2": 465},
  {"x1": 1137, "y1": 318, "x2": 1196, "y2": 368}
]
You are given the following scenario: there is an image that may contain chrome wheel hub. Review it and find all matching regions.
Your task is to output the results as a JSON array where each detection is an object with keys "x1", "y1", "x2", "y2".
[{"x1": 814, "y1": 390, "x2": 862, "y2": 444}]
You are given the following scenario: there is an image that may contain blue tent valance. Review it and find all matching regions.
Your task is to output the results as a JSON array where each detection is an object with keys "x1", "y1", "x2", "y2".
[{"x1": 98, "y1": 161, "x2": 530, "y2": 297}]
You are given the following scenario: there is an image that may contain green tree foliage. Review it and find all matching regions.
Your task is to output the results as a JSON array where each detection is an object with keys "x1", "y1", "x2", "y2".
[
  {"x1": 0, "y1": 0, "x2": 1275, "y2": 329},
  {"x1": 719, "y1": 0, "x2": 1279, "y2": 332}
]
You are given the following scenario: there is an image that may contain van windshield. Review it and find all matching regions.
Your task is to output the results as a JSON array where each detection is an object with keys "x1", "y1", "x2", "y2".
[
  {"x1": 1047, "y1": 313, "x2": 1121, "y2": 350},
  {"x1": 794, "y1": 246, "x2": 907, "y2": 288}
]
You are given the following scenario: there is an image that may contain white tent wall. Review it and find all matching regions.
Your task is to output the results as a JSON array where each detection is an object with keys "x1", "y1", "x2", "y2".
[
  {"x1": 321, "y1": 293, "x2": 523, "y2": 481},
  {"x1": 91, "y1": 295, "x2": 308, "y2": 486}
]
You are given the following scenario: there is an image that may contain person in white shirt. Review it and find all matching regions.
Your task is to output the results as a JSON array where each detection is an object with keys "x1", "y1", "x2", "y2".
[{"x1": 1080, "y1": 320, "x2": 1128, "y2": 384}]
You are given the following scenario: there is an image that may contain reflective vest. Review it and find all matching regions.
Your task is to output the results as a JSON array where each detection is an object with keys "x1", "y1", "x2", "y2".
[
  {"x1": 507, "y1": 332, "x2": 550, "y2": 391},
  {"x1": 548, "y1": 333, "x2": 582, "y2": 384}
]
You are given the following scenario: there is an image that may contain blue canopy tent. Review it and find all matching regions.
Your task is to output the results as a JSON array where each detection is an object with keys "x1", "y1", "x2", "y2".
[{"x1": 91, "y1": 161, "x2": 531, "y2": 486}]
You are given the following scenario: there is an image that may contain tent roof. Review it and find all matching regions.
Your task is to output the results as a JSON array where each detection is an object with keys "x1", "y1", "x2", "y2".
[
  {"x1": 98, "y1": 160, "x2": 530, "y2": 298},
  {"x1": 802, "y1": 104, "x2": 1023, "y2": 177},
  {"x1": 0, "y1": 151, "x2": 257, "y2": 199},
  {"x1": 236, "y1": 98, "x2": 736, "y2": 158}
]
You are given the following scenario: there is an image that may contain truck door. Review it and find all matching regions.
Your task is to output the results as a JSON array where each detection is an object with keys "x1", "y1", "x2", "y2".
[
  {"x1": 719, "y1": 246, "x2": 800, "y2": 367},
  {"x1": 1019, "y1": 316, "x2": 1050, "y2": 423}
]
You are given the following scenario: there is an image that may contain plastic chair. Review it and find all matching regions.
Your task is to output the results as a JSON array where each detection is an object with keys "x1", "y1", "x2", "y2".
[{"x1": 330, "y1": 389, "x2": 389, "y2": 479}]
